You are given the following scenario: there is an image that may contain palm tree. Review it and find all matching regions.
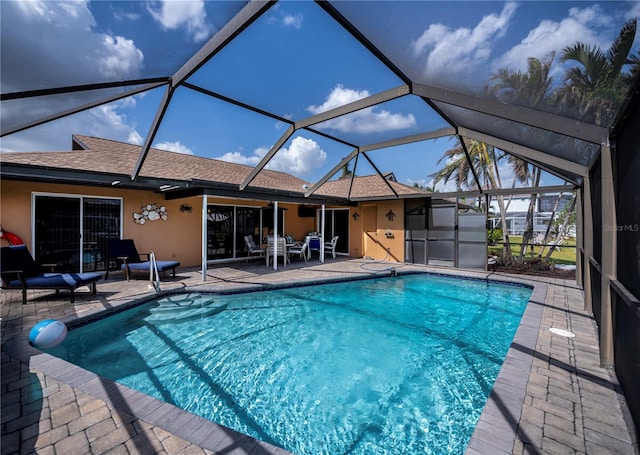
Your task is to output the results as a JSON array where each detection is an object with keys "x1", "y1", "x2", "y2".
[
  {"x1": 487, "y1": 56, "x2": 557, "y2": 260},
  {"x1": 430, "y1": 140, "x2": 514, "y2": 259},
  {"x1": 339, "y1": 163, "x2": 353, "y2": 179},
  {"x1": 412, "y1": 182, "x2": 436, "y2": 192},
  {"x1": 558, "y1": 18, "x2": 637, "y2": 125},
  {"x1": 487, "y1": 53, "x2": 556, "y2": 109}
]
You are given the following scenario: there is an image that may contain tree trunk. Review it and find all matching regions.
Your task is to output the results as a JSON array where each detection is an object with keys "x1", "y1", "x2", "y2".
[
  {"x1": 540, "y1": 192, "x2": 563, "y2": 257},
  {"x1": 544, "y1": 196, "x2": 576, "y2": 260},
  {"x1": 494, "y1": 195, "x2": 513, "y2": 260},
  {"x1": 519, "y1": 169, "x2": 541, "y2": 260}
]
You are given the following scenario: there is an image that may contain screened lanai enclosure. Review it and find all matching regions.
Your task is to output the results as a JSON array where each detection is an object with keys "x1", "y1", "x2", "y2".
[{"x1": 1, "y1": 0, "x2": 639, "y2": 435}]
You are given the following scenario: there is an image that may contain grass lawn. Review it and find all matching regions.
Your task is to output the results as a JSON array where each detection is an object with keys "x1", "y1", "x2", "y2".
[{"x1": 488, "y1": 235, "x2": 576, "y2": 266}]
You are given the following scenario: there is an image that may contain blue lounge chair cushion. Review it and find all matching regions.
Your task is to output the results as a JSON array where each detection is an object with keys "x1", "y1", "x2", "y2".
[
  {"x1": 122, "y1": 260, "x2": 180, "y2": 273},
  {"x1": 4, "y1": 272, "x2": 103, "y2": 289},
  {"x1": 1, "y1": 245, "x2": 102, "y2": 304},
  {"x1": 107, "y1": 239, "x2": 180, "y2": 280}
]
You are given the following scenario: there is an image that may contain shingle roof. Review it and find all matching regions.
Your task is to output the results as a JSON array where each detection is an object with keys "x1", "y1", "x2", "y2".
[
  {"x1": 315, "y1": 174, "x2": 424, "y2": 199},
  {"x1": 1, "y1": 134, "x2": 426, "y2": 200}
]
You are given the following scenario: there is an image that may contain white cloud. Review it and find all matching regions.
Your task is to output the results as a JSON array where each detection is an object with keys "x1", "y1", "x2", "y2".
[
  {"x1": 147, "y1": 0, "x2": 212, "y2": 42},
  {"x1": 1, "y1": 1, "x2": 144, "y2": 92},
  {"x1": 0, "y1": 1, "x2": 146, "y2": 152},
  {"x1": 0, "y1": 98, "x2": 143, "y2": 153},
  {"x1": 216, "y1": 151, "x2": 262, "y2": 166},
  {"x1": 492, "y1": 5, "x2": 609, "y2": 76},
  {"x1": 128, "y1": 130, "x2": 144, "y2": 146},
  {"x1": 433, "y1": 178, "x2": 460, "y2": 193},
  {"x1": 98, "y1": 35, "x2": 144, "y2": 79},
  {"x1": 283, "y1": 14, "x2": 303, "y2": 29},
  {"x1": 215, "y1": 137, "x2": 327, "y2": 177},
  {"x1": 153, "y1": 140, "x2": 194, "y2": 155},
  {"x1": 307, "y1": 85, "x2": 416, "y2": 134},
  {"x1": 626, "y1": 2, "x2": 640, "y2": 21},
  {"x1": 268, "y1": 137, "x2": 327, "y2": 174},
  {"x1": 410, "y1": 2, "x2": 518, "y2": 86}
]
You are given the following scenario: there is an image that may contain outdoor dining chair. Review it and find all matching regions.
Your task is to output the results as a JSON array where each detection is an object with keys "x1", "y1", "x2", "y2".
[
  {"x1": 244, "y1": 235, "x2": 265, "y2": 262},
  {"x1": 266, "y1": 236, "x2": 288, "y2": 267},
  {"x1": 324, "y1": 236, "x2": 339, "y2": 259},
  {"x1": 288, "y1": 236, "x2": 310, "y2": 262}
]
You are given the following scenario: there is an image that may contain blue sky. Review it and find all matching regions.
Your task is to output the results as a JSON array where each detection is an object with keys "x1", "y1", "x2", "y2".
[{"x1": 2, "y1": 1, "x2": 639, "y2": 191}]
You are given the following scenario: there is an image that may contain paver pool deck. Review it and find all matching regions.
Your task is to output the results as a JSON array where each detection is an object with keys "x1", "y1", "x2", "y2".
[{"x1": 1, "y1": 258, "x2": 638, "y2": 455}]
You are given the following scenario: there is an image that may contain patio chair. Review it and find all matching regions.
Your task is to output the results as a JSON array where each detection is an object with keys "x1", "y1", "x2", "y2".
[
  {"x1": 266, "y1": 236, "x2": 288, "y2": 267},
  {"x1": 106, "y1": 239, "x2": 180, "y2": 280},
  {"x1": 308, "y1": 236, "x2": 321, "y2": 259},
  {"x1": 0, "y1": 245, "x2": 102, "y2": 304},
  {"x1": 324, "y1": 236, "x2": 339, "y2": 259},
  {"x1": 244, "y1": 235, "x2": 265, "y2": 262},
  {"x1": 288, "y1": 236, "x2": 310, "y2": 262}
]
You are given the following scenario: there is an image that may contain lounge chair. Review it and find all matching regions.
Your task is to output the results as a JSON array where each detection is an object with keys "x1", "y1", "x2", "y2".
[
  {"x1": 106, "y1": 239, "x2": 180, "y2": 280},
  {"x1": 288, "y1": 236, "x2": 310, "y2": 262},
  {"x1": 0, "y1": 245, "x2": 102, "y2": 304},
  {"x1": 324, "y1": 236, "x2": 339, "y2": 259},
  {"x1": 243, "y1": 235, "x2": 265, "y2": 262}
]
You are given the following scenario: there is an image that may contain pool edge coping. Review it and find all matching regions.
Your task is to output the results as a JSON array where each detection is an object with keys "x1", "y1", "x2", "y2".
[{"x1": 3, "y1": 268, "x2": 545, "y2": 455}]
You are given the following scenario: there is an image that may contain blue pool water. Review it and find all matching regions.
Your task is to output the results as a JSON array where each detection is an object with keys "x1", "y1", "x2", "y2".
[{"x1": 46, "y1": 274, "x2": 531, "y2": 454}]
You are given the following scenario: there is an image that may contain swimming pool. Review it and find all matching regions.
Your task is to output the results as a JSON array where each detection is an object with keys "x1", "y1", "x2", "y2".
[{"x1": 45, "y1": 273, "x2": 531, "y2": 454}]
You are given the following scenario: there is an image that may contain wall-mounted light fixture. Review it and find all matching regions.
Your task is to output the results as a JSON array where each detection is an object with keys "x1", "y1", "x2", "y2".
[
  {"x1": 179, "y1": 204, "x2": 192, "y2": 213},
  {"x1": 352, "y1": 211, "x2": 359, "y2": 221}
]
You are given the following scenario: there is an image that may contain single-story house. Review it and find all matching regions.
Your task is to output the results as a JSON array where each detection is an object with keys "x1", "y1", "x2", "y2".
[{"x1": 2, "y1": 135, "x2": 490, "y2": 274}]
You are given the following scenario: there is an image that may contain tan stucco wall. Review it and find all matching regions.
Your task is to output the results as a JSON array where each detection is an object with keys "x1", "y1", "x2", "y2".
[
  {"x1": 358, "y1": 200, "x2": 405, "y2": 262},
  {"x1": 1, "y1": 180, "x2": 406, "y2": 266},
  {"x1": 0, "y1": 181, "x2": 203, "y2": 267}
]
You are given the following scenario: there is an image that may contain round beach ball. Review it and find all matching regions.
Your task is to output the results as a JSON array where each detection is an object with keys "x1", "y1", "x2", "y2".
[{"x1": 29, "y1": 320, "x2": 67, "y2": 348}]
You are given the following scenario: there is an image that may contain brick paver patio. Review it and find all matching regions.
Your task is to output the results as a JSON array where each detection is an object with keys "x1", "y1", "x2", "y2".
[{"x1": 2, "y1": 259, "x2": 637, "y2": 454}]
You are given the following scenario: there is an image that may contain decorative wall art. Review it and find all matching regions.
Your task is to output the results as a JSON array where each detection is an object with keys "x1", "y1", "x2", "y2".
[
  {"x1": 386, "y1": 209, "x2": 396, "y2": 221},
  {"x1": 133, "y1": 203, "x2": 167, "y2": 224}
]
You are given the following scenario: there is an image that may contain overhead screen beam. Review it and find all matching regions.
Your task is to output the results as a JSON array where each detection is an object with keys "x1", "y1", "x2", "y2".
[
  {"x1": 305, "y1": 127, "x2": 455, "y2": 198},
  {"x1": 1, "y1": 82, "x2": 166, "y2": 137},
  {"x1": 171, "y1": 1, "x2": 276, "y2": 86},
  {"x1": 459, "y1": 127, "x2": 588, "y2": 177},
  {"x1": 458, "y1": 136, "x2": 484, "y2": 194},
  {"x1": 295, "y1": 84, "x2": 410, "y2": 129},
  {"x1": 132, "y1": 85, "x2": 175, "y2": 179},
  {"x1": 0, "y1": 77, "x2": 169, "y2": 101},
  {"x1": 241, "y1": 85, "x2": 410, "y2": 190},
  {"x1": 239, "y1": 126, "x2": 295, "y2": 190},
  {"x1": 347, "y1": 184, "x2": 576, "y2": 202},
  {"x1": 362, "y1": 152, "x2": 399, "y2": 198},
  {"x1": 413, "y1": 82, "x2": 608, "y2": 144},
  {"x1": 359, "y1": 127, "x2": 455, "y2": 152},
  {"x1": 305, "y1": 149, "x2": 359, "y2": 197},
  {"x1": 132, "y1": 1, "x2": 275, "y2": 180}
]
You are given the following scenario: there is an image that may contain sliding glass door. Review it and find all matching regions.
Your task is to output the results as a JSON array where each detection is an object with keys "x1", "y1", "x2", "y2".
[
  {"x1": 33, "y1": 194, "x2": 122, "y2": 272},
  {"x1": 320, "y1": 208, "x2": 349, "y2": 255}
]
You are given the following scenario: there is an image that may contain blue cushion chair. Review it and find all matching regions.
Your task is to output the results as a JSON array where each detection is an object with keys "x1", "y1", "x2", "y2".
[
  {"x1": 106, "y1": 239, "x2": 180, "y2": 280},
  {"x1": 308, "y1": 236, "x2": 321, "y2": 259},
  {"x1": 0, "y1": 245, "x2": 102, "y2": 304}
]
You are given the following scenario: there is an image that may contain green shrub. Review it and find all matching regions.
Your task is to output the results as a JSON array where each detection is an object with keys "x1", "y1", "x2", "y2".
[{"x1": 488, "y1": 228, "x2": 503, "y2": 245}]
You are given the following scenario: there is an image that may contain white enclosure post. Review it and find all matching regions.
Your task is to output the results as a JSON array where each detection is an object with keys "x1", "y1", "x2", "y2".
[
  {"x1": 201, "y1": 195, "x2": 208, "y2": 281},
  {"x1": 273, "y1": 200, "x2": 278, "y2": 271},
  {"x1": 320, "y1": 204, "x2": 325, "y2": 263}
]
